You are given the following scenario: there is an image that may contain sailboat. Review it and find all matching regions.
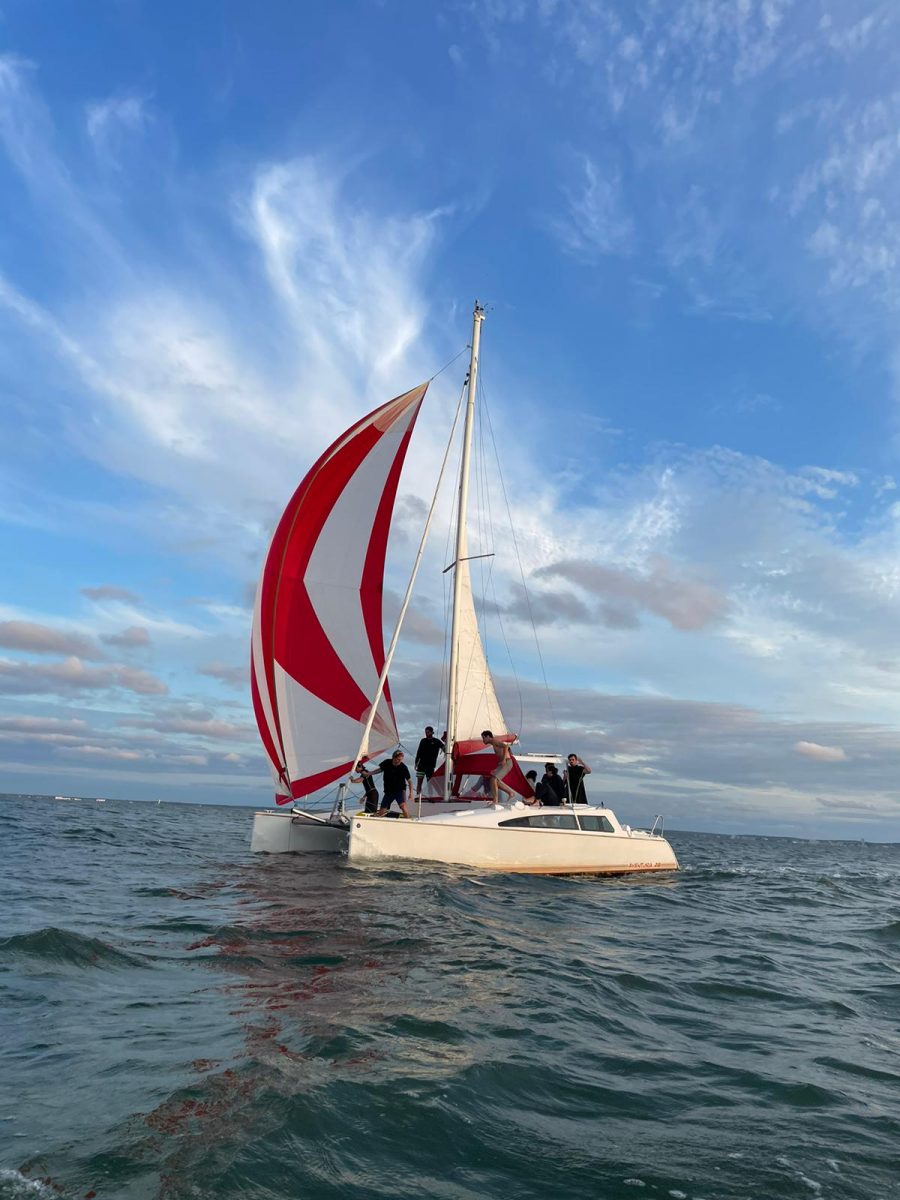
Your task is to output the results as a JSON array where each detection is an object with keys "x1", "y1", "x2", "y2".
[{"x1": 250, "y1": 304, "x2": 678, "y2": 875}]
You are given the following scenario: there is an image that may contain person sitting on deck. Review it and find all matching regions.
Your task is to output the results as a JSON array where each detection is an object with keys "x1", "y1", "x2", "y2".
[
  {"x1": 481, "y1": 730, "x2": 517, "y2": 804},
  {"x1": 372, "y1": 750, "x2": 413, "y2": 818},
  {"x1": 565, "y1": 754, "x2": 592, "y2": 804},
  {"x1": 350, "y1": 760, "x2": 380, "y2": 814},
  {"x1": 541, "y1": 763, "x2": 565, "y2": 805},
  {"x1": 523, "y1": 770, "x2": 542, "y2": 806}
]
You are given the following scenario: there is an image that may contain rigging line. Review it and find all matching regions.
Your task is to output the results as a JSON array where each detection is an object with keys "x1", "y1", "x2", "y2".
[
  {"x1": 478, "y1": 369, "x2": 524, "y2": 736},
  {"x1": 429, "y1": 344, "x2": 469, "y2": 382},
  {"x1": 482, "y1": 374, "x2": 561, "y2": 743}
]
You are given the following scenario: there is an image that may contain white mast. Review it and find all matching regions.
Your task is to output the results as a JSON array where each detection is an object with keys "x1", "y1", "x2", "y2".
[{"x1": 444, "y1": 302, "x2": 485, "y2": 799}]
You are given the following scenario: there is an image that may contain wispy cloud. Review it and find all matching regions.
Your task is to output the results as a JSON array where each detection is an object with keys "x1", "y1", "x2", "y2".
[
  {"x1": 83, "y1": 585, "x2": 143, "y2": 604},
  {"x1": 0, "y1": 619, "x2": 105, "y2": 660},
  {"x1": 550, "y1": 154, "x2": 634, "y2": 261},
  {"x1": 0, "y1": 656, "x2": 167, "y2": 696},
  {"x1": 85, "y1": 93, "x2": 150, "y2": 159},
  {"x1": 199, "y1": 661, "x2": 246, "y2": 689},
  {"x1": 102, "y1": 626, "x2": 152, "y2": 649}
]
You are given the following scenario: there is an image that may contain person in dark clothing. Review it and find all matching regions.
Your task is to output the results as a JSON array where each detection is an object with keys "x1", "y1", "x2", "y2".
[
  {"x1": 565, "y1": 754, "x2": 592, "y2": 804},
  {"x1": 414, "y1": 726, "x2": 445, "y2": 799},
  {"x1": 374, "y1": 749, "x2": 412, "y2": 817},
  {"x1": 541, "y1": 762, "x2": 565, "y2": 805},
  {"x1": 350, "y1": 761, "x2": 380, "y2": 814},
  {"x1": 524, "y1": 770, "x2": 544, "y2": 806}
]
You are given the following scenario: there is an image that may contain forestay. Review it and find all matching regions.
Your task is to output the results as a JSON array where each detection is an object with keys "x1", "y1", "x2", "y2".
[{"x1": 251, "y1": 383, "x2": 428, "y2": 802}]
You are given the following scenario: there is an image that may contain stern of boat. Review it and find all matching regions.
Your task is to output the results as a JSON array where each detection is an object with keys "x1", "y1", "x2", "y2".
[{"x1": 250, "y1": 809, "x2": 349, "y2": 854}]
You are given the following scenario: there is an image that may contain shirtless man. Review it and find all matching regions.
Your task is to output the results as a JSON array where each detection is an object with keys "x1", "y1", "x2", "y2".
[{"x1": 481, "y1": 729, "x2": 517, "y2": 803}]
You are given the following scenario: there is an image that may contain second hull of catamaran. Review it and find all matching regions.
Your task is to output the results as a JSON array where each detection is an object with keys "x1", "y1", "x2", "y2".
[
  {"x1": 346, "y1": 804, "x2": 679, "y2": 875},
  {"x1": 250, "y1": 798, "x2": 497, "y2": 854}
]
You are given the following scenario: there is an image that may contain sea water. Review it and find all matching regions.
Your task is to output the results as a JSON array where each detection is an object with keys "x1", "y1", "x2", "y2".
[{"x1": 1, "y1": 795, "x2": 899, "y2": 1199}]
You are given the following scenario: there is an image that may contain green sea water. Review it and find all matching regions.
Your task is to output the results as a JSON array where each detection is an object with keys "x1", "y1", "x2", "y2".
[{"x1": 2, "y1": 795, "x2": 899, "y2": 1199}]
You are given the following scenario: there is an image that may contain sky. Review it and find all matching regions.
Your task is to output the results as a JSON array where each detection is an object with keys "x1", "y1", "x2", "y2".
[{"x1": 1, "y1": 0, "x2": 900, "y2": 839}]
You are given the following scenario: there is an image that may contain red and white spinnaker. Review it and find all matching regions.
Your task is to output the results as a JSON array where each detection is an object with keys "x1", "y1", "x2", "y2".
[{"x1": 251, "y1": 384, "x2": 428, "y2": 803}]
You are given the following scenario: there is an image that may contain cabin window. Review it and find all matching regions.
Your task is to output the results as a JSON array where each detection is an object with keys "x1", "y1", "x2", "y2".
[
  {"x1": 577, "y1": 814, "x2": 615, "y2": 833},
  {"x1": 499, "y1": 813, "x2": 578, "y2": 830}
]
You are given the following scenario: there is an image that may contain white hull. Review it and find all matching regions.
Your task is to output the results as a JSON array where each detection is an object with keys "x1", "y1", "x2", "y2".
[
  {"x1": 250, "y1": 797, "x2": 496, "y2": 854},
  {"x1": 347, "y1": 804, "x2": 678, "y2": 876},
  {"x1": 250, "y1": 810, "x2": 348, "y2": 854}
]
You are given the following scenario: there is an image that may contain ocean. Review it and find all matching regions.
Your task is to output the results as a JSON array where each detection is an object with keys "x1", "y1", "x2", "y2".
[{"x1": 1, "y1": 795, "x2": 898, "y2": 1200}]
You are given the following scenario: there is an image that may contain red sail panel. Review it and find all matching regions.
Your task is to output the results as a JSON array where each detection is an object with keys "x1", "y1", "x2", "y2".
[
  {"x1": 431, "y1": 751, "x2": 533, "y2": 800},
  {"x1": 251, "y1": 383, "x2": 428, "y2": 802}
]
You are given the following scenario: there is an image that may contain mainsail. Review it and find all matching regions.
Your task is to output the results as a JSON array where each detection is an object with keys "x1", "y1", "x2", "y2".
[
  {"x1": 451, "y1": 532, "x2": 507, "y2": 742},
  {"x1": 251, "y1": 383, "x2": 428, "y2": 803}
]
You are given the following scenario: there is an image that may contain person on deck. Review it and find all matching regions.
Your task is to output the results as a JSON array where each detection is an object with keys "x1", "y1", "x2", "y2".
[
  {"x1": 414, "y1": 726, "x2": 445, "y2": 800},
  {"x1": 481, "y1": 729, "x2": 517, "y2": 804},
  {"x1": 523, "y1": 770, "x2": 542, "y2": 806},
  {"x1": 350, "y1": 760, "x2": 380, "y2": 814},
  {"x1": 565, "y1": 754, "x2": 592, "y2": 804},
  {"x1": 373, "y1": 750, "x2": 413, "y2": 818},
  {"x1": 541, "y1": 763, "x2": 565, "y2": 806}
]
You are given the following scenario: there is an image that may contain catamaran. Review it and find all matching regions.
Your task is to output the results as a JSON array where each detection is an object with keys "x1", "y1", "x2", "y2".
[{"x1": 250, "y1": 305, "x2": 678, "y2": 875}]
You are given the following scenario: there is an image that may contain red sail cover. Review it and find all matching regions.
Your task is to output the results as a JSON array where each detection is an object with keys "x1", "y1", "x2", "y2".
[
  {"x1": 430, "y1": 751, "x2": 532, "y2": 800},
  {"x1": 251, "y1": 383, "x2": 428, "y2": 802}
]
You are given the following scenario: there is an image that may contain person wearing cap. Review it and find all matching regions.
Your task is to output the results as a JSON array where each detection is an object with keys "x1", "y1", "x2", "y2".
[{"x1": 374, "y1": 749, "x2": 413, "y2": 818}]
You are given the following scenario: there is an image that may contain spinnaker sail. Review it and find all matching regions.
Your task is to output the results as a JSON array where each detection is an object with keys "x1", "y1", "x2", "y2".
[{"x1": 251, "y1": 383, "x2": 428, "y2": 802}]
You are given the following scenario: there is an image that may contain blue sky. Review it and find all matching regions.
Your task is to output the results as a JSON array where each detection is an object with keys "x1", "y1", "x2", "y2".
[{"x1": 1, "y1": 0, "x2": 900, "y2": 838}]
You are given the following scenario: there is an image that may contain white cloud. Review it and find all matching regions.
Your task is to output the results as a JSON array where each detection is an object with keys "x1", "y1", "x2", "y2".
[{"x1": 793, "y1": 740, "x2": 848, "y2": 762}]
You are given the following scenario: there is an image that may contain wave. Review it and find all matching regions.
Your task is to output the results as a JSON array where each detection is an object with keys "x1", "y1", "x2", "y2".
[
  {"x1": 0, "y1": 1170, "x2": 57, "y2": 1199},
  {"x1": 0, "y1": 927, "x2": 145, "y2": 969}
]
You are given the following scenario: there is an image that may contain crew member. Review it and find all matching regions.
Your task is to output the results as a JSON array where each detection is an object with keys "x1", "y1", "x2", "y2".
[
  {"x1": 350, "y1": 761, "x2": 379, "y2": 814},
  {"x1": 373, "y1": 750, "x2": 413, "y2": 818},
  {"x1": 565, "y1": 753, "x2": 592, "y2": 804},
  {"x1": 481, "y1": 729, "x2": 517, "y2": 804},
  {"x1": 414, "y1": 726, "x2": 445, "y2": 800}
]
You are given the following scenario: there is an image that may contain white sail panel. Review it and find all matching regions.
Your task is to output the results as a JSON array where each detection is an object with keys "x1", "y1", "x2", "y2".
[
  {"x1": 274, "y1": 664, "x2": 397, "y2": 790},
  {"x1": 452, "y1": 540, "x2": 507, "y2": 741}
]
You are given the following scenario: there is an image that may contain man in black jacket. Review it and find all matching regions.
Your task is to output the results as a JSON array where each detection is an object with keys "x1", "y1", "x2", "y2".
[{"x1": 541, "y1": 762, "x2": 565, "y2": 805}]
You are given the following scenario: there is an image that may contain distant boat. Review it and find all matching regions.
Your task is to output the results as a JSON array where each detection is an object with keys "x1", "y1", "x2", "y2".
[
  {"x1": 249, "y1": 303, "x2": 679, "y2": 876},
  {"x1": 95, "y1": 797, "x2": 107, "y2": 804},
  {"x1": 53, "y1": 795, "x2": 72, "y2": 801}
]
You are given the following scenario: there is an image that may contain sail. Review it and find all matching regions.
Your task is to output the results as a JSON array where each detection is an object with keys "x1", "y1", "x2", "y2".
[
  {"x1": 251, "y1": 383, "x2": 429, "y2": 802},
  {"x1": 451, "y1": 523, "x2": 508, "y2": 742}
]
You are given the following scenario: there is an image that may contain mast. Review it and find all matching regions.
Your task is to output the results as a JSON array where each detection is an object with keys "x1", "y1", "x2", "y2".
[{"x1": 444, "y1": 301, "x2": 485, "y2": 799}]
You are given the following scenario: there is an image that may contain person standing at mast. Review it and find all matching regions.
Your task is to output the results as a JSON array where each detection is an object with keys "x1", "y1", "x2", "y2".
[{"x1": 414, "y1": 726, "x2": 445, "y2": 800}]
